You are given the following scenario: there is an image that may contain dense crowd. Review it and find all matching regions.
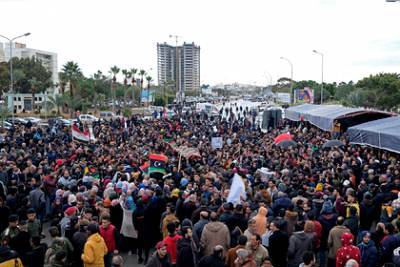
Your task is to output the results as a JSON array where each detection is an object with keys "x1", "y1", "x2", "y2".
[{"x1": 0, "y1": 104, "x2": 400, "y2": 267}]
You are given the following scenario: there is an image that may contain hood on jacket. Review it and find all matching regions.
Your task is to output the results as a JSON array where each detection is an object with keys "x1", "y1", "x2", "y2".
[
  {"x1": 341, "y1": 232, "x2": 354, "y2": 246},
  {"x1": 89, "y1": 233, "x2": 103, "y2": 243},
  {"x1": 293, "y1": 231, "x2": 312, "y2": 241},
  {"x1": 257, "y1": 207, "x2": 267, "y2": 217},
  {"x1": 205, "y1": 221, "x2": 225, "y2": 232}
]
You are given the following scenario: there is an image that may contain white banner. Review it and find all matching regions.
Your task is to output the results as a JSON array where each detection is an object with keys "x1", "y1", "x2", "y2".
[{"x1": 227, "y1": 173, "x2": 246, "y2": 205}]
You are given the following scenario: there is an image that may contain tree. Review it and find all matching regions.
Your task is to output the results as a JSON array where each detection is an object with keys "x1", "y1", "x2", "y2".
[
  {"x1": 48, "y1": 94, "x2": 65, "y2": 115},
  {"x1": 0, "y1": 57, "x2": 52, "y2": 95},
  {"x1": 139, "y1": 69, "x2": 146, "y2": 105},
  {"x1": 60, "y1": 61, "x2": 82, "y2": 97},
  {"x1": 356, "y1": 73, "x2": 400, "y2": 111}
]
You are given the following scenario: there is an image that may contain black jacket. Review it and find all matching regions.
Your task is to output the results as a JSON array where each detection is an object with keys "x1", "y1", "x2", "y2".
[
  {"x1": 177, "y1": 237, "x2": 196, "y2": 267},
  {"x1": 27, "y1": 243, "x2": 48, "y2": 267},
  {"x1": 198, "y1": 254, "x2": 225, "y2": 267},
  {"x1": 268, "y1": 230, "x2": 289, "y2": 267}
]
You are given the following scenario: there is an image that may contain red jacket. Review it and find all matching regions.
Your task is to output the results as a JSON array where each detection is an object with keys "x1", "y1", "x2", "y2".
[
  {"x1": 100, "y1": 224, "x2": 117, "y2": 252},
  {"x1": 336, "y1": 233, "x2": 360, "y2": 267},
  {"x1": 163, "y1": 234, "x2": 182, "y2": 264}
]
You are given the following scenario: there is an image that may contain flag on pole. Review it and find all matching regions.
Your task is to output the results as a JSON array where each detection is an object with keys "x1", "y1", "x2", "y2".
[
  {"x1": 72, "y1": 124, "x2": 90, "y2": 143},
  {"x1": 227, "y1": 173, "x2": 246, "y2": 205},
  {"x1": 149, "y1": 154, "x2": 168, "y2": 179}
]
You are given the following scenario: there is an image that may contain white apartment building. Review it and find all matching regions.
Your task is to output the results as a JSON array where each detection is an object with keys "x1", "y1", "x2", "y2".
[{"x1": 157, "y1": 42, "x2": 200, "y2": 93}]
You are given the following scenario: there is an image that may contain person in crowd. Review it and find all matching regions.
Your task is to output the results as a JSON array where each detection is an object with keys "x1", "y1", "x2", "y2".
[
  {"x1": 45, "y1": 226, "x2": 74, "y2": 266},
  {"x1": 1, "y1": 215, "x2": 19, "y2": 245},
  {"x1": 288, "y1": 220, "x2": 315, "y2": 267},
  {"x1": 112, "y1": 255, "x2": 124, "y2": 267},
  {"x1": 81, "y1": 223, "x2": 108, "y2": 267},
  {"x1": 72, "y1": 219, "x2": 89, "y2": 267},
  {"x1": 99, "y1": 214, "x2": 119, "y2": 267},
  {"x1": 198, "y1": 245, "x2": 225, "y2": 267},
  {"x1": 176, "y1": 226, "x2": 197, "y2": 267},
  {"x1": 328, "y1": 216, "x2": 350, "y2": 267},
  {"x1": 234, "y1": 248, "x2": 257, "y2": 267},
  {"x1": 299, "y1": 251, "x2": 316, "y2": 267},
  {"x1": 357, "y1": 231, "x2": 378, "y2": 267},
  {"x1": 162, "y1": 222, "x2": 181, "y2": 266},
  {"x1": 0, "y1": 245, "x2": 23, "y2": 267},
  {"x1": 246, "y1": 233, "x2": 269, "y2": 267},
  {"x1": 268, "y1": 219, "x2": 289, "y2": 267},
  {"x1": 336, "y1": 232, "x2": 361, "y2": 267},
  {"x1": 200, "y1": 211, "x2": 230, "y2": 256},
  {"x1": 146, "y1": 241, "x2": 172, "y2": 267},
  {"x1": 28, "y1": 235, "x2": 48, "y2": 267},
  {"x1": 27, "y1": 208, "x2": 42, "y2": 239}
]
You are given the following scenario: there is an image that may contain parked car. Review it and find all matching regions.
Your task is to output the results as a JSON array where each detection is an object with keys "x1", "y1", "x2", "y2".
[
  {"x1": 79, "y1": 114, "x2": 100, "y2": 123},
  {"x1": 24, "y1": 117, "x2": 42, "y2": 124},
  {"x1": 99, "y1": 111, "x2": 123, "y2": 121},
  {"x1": 0, "y1": 121, "x2": 12, "y2": 130},
  {"x1": 6, "y1": 117, "x2": 28, "y2": 125}
]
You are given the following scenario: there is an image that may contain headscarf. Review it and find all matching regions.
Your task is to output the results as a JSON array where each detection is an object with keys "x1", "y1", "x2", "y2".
[{"x1": 254, "y1": 206, "x2": 268, "y2": 235}]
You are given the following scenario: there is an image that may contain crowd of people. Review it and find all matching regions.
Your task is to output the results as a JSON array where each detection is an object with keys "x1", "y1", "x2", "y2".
[{"x1": 0, "y1": 103, "x2": 399, "y2": 267}]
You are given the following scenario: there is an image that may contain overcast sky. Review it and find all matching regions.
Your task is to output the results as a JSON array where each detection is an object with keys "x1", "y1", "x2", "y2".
[{"x1": 0, "y1": 0, "x2": 399, "y2": 85}]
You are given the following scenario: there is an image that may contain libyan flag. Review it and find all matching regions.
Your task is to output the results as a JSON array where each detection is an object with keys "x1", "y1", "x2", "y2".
[
  {"x1": 140, "y1": 162, "x2": 150, "y2": 175},
  {"x1": 149, "y1": 154, "x2": 168, "y2": 177}
]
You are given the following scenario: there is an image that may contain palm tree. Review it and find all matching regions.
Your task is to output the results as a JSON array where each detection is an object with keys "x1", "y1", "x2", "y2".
[
  {"x1": 93, "y1": 70, "x2": 103, "y2": 114},
  {"x1": 139, "y1": 69, "x2": 146, "y2": 106},
  {"x1": 110, "y1": 66, "x2": 120, "y2": 83},
  {"x1": 145, "y1": 76, "x2": 153, "y2": 106},
  {"x1": 130, "y1": 68, "x2": 138, "y2": 85},
  {"x1": 48, "y1": 94, "x2": 65, "y2": 115},
  {"x1": 61, "y1": 61, "x2": 82, "y2": 98},
  {"x1": 110, "y1": 66, "x2": 120, "y2": 111}
]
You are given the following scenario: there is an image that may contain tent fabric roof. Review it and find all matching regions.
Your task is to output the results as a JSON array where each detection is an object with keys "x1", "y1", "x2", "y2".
[
  {"x1": 285, "y1": 104, "x2": 320, "y2": 121},
  {"x1": 285, "y1": 104, "x2": 363, "y2": 131},
  {"x1": 347, "y1": 116, "x2": 400, "y2": 153}
]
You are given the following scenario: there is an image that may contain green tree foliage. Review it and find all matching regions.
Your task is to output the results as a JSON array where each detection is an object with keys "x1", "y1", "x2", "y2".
[
  {"x1": 0, "y1": 57, "x2": 52, "y2": 94},
  {"x1": 355, "y1": 73, "x2": 400, "y2": 111}
]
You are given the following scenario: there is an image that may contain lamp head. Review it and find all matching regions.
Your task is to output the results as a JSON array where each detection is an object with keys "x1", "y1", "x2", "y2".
[
  {"x1": 313, "y1": 49, "x2": 318, "y2": 53},
  {"x1": 24, "y1": 33, "x2": 31, "y2": 37}
]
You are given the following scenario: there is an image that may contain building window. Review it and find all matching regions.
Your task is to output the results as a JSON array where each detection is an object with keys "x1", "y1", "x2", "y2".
[
  {"x1": 18, "y1": 105, "x2": 22, "y2": 109},
  {"x1": 39, "y1": 97, "x2": 42, "y2": 101},
  {"x1": 13, "y1": 97, "x2": 17, "y2": 101},
  {"x1": 35, "y1": 97, "x2": 38, "y2": 101},
  {"x1": 18, "y1": 97, "x2": 21, "y2": 101}
]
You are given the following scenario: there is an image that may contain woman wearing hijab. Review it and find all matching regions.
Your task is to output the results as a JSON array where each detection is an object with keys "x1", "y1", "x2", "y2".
[
  {"x1": 254, "y1": 207, "x2": 268, "y2": 236},
  {"x1": 357, "y1": 231, "x2": 378, "y2": 267}
]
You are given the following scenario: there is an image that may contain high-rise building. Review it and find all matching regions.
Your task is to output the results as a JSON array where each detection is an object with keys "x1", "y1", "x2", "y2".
[
  {"x1": 157, "y1": 42, "x2": 200, "y2": 93},
  {"x1": 0, "y1": 42, "x2": 59, "y2": 94}
]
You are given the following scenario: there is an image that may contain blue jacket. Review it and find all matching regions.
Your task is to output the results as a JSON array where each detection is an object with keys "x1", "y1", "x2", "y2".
[{"x1": 358, "y1": 240, "x2": 378, "y2": 267}]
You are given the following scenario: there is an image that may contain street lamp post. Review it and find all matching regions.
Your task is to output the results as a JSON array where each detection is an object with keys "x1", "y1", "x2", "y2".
[
  {"x1": 0, "y1": 32, "x2": 31, "y2": 124},
  {"x1": 280, "y1": 57, "x2": 293, "y2": 104},
  {"x1": 313, "y1": 50, "x2": 324, "y2": 104}
]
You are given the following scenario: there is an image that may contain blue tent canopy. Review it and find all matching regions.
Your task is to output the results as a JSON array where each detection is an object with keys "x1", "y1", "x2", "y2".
[
  {"x1": 285, "y1": 104, "x2": 364, "y2": 131},
  {"x1": 347, "y1": 116, "x2": 400, "y2": 153},
  {"x1": 285, "y1": 104, "x2": 320, "y2": 121}
]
